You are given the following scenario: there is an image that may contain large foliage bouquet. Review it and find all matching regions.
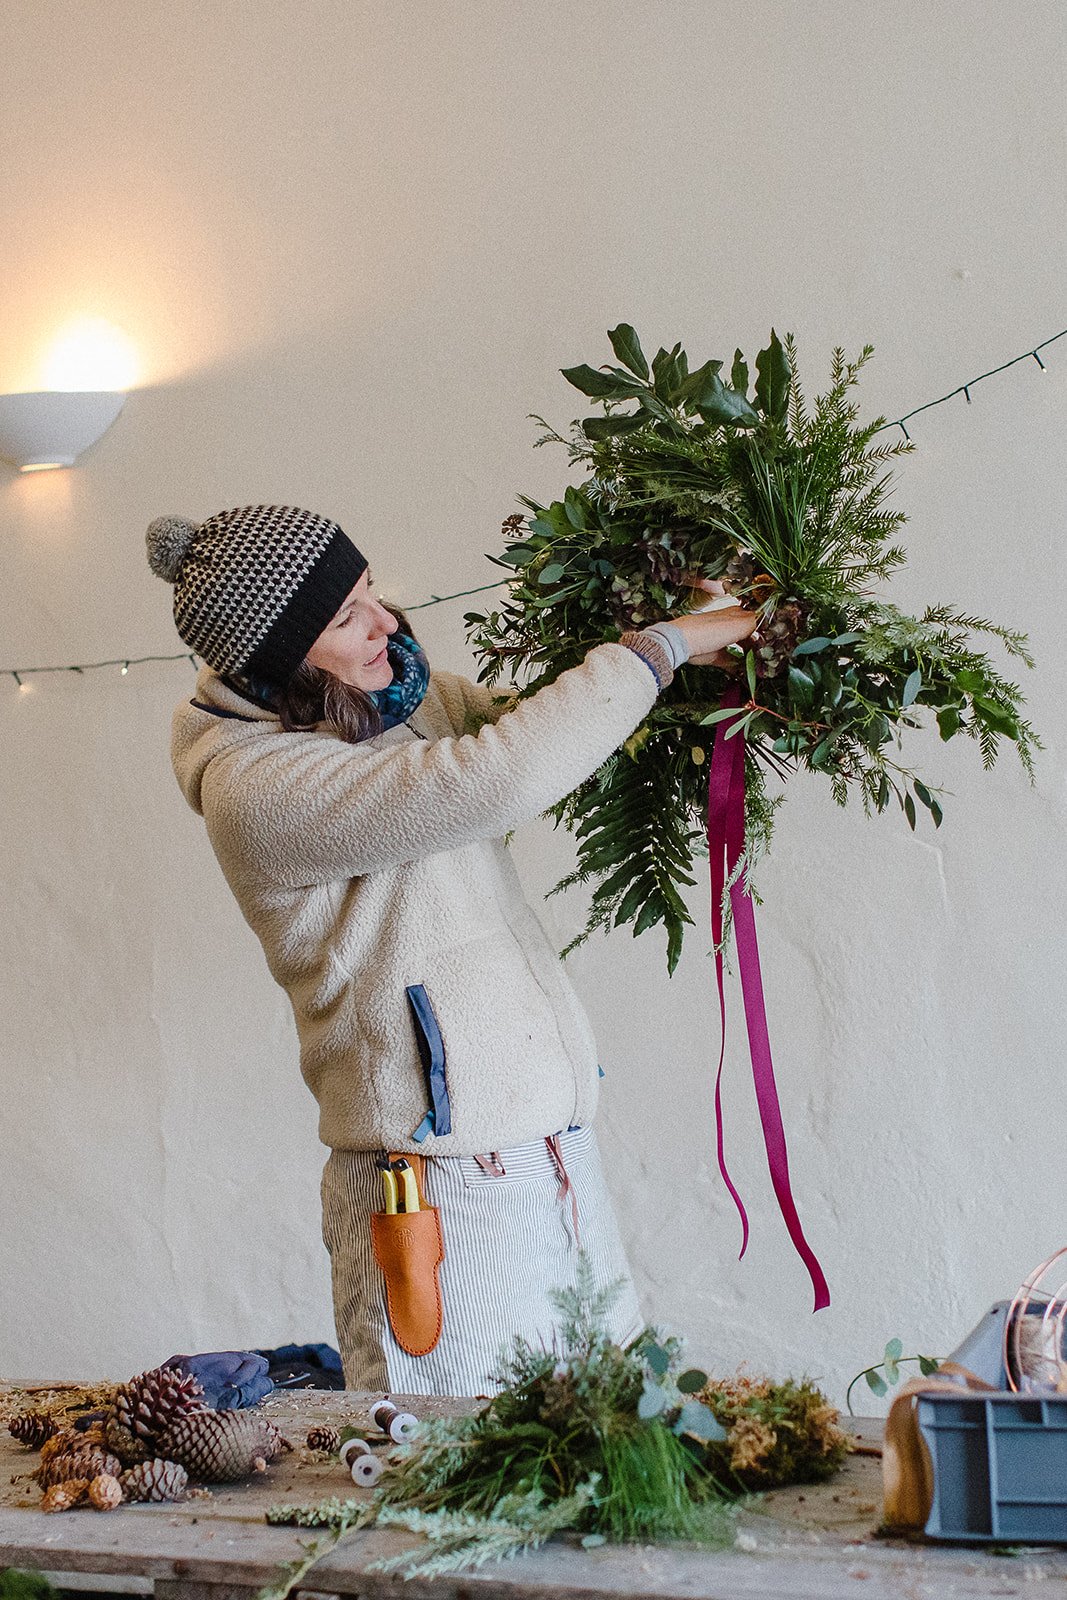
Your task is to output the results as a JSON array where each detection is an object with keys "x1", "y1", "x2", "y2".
[{"x1": 464, "y1": 325, "x2": 1038, "y2": 975}]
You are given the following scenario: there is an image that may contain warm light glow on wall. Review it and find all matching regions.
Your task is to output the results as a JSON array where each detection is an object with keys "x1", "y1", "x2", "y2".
[{"x1": 40, "y1": 318, "x2": 139, "y2": 392}]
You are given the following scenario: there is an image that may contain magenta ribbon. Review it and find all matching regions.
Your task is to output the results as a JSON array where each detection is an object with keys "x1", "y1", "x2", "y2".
[{"x1": 706, "y1": 685, "x2": 830, "y2": 1313}]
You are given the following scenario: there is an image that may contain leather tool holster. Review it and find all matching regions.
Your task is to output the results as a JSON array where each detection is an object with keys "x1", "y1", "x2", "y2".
[{"x1": 370, "y1": 1151, "x2": 445, "y2": 1357}]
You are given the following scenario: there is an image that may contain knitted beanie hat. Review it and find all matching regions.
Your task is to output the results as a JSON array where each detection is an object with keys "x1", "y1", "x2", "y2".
[{"x1": 145, "y1": 504, "x2": 368, "y2": 688}]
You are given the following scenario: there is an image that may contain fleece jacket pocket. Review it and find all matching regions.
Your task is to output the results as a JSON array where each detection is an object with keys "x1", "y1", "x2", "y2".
[{"x1": 405, "y1": 982, "x2": 452, "y2": 1142}]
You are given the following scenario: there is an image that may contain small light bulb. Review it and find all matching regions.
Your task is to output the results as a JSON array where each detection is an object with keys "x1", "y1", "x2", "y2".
[
  {"x1": 1033, "y1": 351, "x2": 1047, "y2": 372},
  {"x1": 121, "y1": 662, "x2": 129, "y2": 675}
]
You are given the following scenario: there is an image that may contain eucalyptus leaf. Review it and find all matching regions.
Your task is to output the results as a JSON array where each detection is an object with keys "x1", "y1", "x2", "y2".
[
  {"x1": 902, "y1": 668, "x2": 921, "y2": 707},
  {"x1": 677, "y1": 1368, "x2": 708, "y2": 1394},
  {"x1": 645, "y1": 1343, "x2": 670, "y2": 1376},
  {"x1": 537, "y1": 563, "x2": 566, "y2": 584},
  {"x1": 792, "y1": 637, "x2": 832, "y2": 656},
  {"x1": 723, "y1": 711, "x2": 752, "y2": 740},
  {"x1": 865, "y1": 1370, "x2": 889, "y2": 1397},
  {"x1": 919, "y1": 1356, "x2": 941, "y2": 1375},
  {"x1": 674, "y1": 1400, "x2": 727, "y2": 1443},
  {"x1": 637, "y1": 1382, "x2": 667, "y2": 1419},
  {"x1": 904, "y1": 792, "x2": 916, "y2": 830}
]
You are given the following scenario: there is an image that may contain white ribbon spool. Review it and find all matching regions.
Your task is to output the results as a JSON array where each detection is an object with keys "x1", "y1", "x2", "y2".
[
  {"x1": 369, "y1": 1400, "x2": 418, "y2": 1443},
  {"x1": 350, "y1": 1452, "x2": 383, "y2": 1487},
  {"x1": 339, "y1": 1435, "x2": 382, "y2": 1486}
]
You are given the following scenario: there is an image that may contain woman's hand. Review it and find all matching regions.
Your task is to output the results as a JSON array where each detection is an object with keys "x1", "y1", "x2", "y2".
[{"x1": 668, "y1": 576, "x2": 760, "y2": 668}]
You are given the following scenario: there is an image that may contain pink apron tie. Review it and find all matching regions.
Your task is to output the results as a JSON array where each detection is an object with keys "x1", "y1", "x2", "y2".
[{"x1": 544, "y1": 1134, "x2": 581, "y2": 1249}]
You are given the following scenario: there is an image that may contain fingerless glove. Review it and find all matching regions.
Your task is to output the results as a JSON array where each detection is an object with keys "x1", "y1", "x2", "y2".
[{"x1": 618, "y1": 621, "x2": 691, "y2": 690}]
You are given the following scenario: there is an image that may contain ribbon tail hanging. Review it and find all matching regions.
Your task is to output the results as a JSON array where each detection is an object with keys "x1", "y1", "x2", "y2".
[
  {"x1": 707, "y1": 686, "x2": 750, "y2": 1256},
  {"x1": 707, "y1": 684, "x2": 831, "y2": 1313}
]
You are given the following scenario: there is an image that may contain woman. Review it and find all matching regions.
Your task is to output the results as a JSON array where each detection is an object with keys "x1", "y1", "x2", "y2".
[{"x1": 147, "y1": 503, "x2": 757, "y2": 1395}]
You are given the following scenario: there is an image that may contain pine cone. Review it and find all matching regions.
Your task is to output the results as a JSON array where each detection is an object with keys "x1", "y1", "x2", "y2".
[
  {"x1": 104, "y1": 1365, "x2": 208, "y2": 1465},
  {"x1": 88, "y1": 1473, "x2": 124, "y2": 1511},
  {"x1": 305, "y1": 1425, "x2": 341, "y2": 1453},
  {"x1": 156, "y1": 1411, "x2": 287, "y2": 1483},
  {"x1": 34, "y1": 1447, "x2": 123, "y2": 1488},
  {"x1": 7, "y1": 1411, "x2": 60, "y2": 1449},
  {"x1": 41, "y1": 1478, "x2": 92, "y2": 1512},
  {"x1": 40, "y1": 1428, "x2": 90, "y2": 1464},
  {"x1": 120, "y1": 1458, "x2": 189, "y2": 1503}
]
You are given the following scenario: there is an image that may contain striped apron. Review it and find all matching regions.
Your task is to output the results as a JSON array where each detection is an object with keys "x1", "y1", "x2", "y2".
[{"x1": 320, "y1": 1123, "x2": 643, "y2": 1395}]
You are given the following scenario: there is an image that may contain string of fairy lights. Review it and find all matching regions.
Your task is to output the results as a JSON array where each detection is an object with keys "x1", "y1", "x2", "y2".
[{"x1": 5, "y1": 325, "x2": 1064, "y2": 694}]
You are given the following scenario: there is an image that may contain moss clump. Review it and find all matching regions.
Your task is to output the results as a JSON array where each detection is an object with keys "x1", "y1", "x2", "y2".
[{"x1": 698, "y1": 1373, "x2": 850, "y2": 1491}]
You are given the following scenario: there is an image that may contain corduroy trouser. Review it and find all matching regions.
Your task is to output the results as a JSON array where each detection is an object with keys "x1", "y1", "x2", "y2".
[{"x1": 320, "y1": 1123, "x2": 643, "y2": 1395}]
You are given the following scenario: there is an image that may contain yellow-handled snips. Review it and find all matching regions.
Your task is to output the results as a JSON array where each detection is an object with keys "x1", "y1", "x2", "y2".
[{"x1": 376, "y1": 1156, "x2": 421, "y2": 1214}]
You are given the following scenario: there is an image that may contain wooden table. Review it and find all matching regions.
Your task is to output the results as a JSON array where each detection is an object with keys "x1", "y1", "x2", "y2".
[{"x1": 3, "y1": 1382, "x2": 1067, "y2": 1600}]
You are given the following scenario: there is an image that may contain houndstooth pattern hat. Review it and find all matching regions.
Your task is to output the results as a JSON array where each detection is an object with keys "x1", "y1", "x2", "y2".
[{"x1": 145, "y1": 504, "x2": 368, "y2": 687}]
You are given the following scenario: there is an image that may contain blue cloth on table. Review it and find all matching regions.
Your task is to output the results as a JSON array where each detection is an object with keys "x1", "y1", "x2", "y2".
[
  {"x1": 160, "y1": 1349, "x2": 274, "y2": 1409},
  {"x1": 254, "y1": 1342, "x2": 345, "y2": 1390}
]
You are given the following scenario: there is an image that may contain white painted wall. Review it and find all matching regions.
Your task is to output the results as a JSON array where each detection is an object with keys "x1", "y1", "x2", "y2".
[{"x1": 1, "y1": 0, "x2": 1063, "y2": 1406}]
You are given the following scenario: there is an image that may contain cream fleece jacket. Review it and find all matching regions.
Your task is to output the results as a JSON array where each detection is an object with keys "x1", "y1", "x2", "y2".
[{"x1": 170, "y1": 642, "x2": 661, "y2": 1154}]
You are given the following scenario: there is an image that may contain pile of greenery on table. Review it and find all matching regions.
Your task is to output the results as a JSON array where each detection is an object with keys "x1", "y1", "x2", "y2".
[
  {"x1": 262, "y1": 1257, "x2": 735, "y2": 1586},
  {"x1": 462, "y1": 324, "x2": 1039, "y2": 973},
  {"x1": 262, "y1": 1256, "x2": 852, "y2": 1590}
]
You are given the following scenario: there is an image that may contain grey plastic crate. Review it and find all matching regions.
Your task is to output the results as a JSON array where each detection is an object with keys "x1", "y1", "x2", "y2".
[{"x1": 919, "y1": 1392, "x2": 1067, "y2": 1543}]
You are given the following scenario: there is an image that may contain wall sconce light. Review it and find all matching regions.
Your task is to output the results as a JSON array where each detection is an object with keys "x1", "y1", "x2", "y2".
[
  {"x1": 0, "y1": 318, "x2": 136, "y2": 472},
  {"x1": 0, "y1": 390, "x2": 127, "y2": 472}
]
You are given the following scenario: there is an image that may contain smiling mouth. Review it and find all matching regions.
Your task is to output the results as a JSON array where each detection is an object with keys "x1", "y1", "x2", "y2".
[{"x1": 367, "y1": 645, "x2": 388, "y2": 665}]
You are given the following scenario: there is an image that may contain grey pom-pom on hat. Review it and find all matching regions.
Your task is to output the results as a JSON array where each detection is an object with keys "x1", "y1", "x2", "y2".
[
  {"x1": 145, "y1": 503, "x2": 368, "y2": 688},
  {"x1": 146, "y1": 515, "x2": 200, "y2": 583}
]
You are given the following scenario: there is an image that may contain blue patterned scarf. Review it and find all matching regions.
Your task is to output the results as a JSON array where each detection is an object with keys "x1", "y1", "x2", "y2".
[
  {"x1": 368, "y1": 630, "x2": 431, "y2": 730},
  {"x1": 221, "y1": 629, "x2": 430, "y2": 731}
]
